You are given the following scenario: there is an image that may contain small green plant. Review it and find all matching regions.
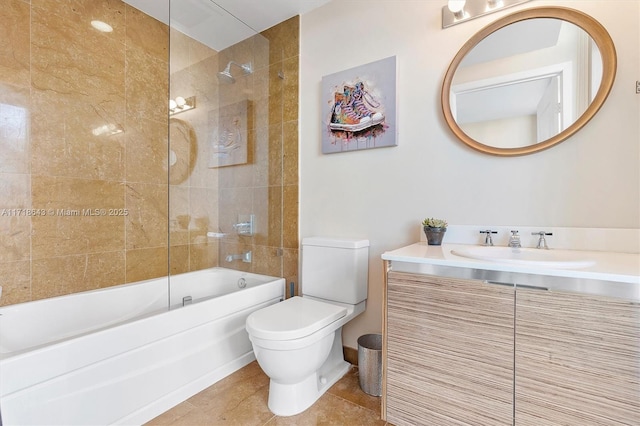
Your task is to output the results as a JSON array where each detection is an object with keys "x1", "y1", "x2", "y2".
[{"x1": 422, "y1": 217, "x2": 448, "y2": 228}]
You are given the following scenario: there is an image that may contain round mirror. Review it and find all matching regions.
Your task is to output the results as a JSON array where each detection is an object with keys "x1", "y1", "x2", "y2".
[{"x1": 442, "y1": 7, "x2": 616, "y2": 156}]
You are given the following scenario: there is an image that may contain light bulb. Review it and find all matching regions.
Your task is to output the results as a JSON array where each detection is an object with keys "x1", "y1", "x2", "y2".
[
  {"x1": 448, "y1": 0, "x2": 466, "y2": 18},
  {"x1": 169, "y1": 99, "x2": 177, "y2": 110},
  {"x1": 175, "y1": 97, "x2": 186, "y2": 107}
]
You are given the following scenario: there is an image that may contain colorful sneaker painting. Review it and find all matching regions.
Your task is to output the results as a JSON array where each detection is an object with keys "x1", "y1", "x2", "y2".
[
  {"x1": 329, "y1": 82, "x2": 385, "y2": 132},
  {"x1": 321, "y1": 56, "x2": 397, "y2": 154}
]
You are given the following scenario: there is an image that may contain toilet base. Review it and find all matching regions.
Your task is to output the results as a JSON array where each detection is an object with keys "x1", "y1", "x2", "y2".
[{"x1": 267, "y1": 329, "x2": 350, "y2": 416}]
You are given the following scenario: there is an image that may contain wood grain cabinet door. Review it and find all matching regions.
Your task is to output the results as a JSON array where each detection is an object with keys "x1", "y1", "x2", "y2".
[
  {"x1": 515, "y1": 288, "x2": 640, "y2": 425},
  {"x1": 386, "y1": 271, "x2": 515, "y2": 426}
]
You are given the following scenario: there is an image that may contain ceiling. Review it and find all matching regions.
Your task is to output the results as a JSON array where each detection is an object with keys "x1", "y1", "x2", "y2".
[
  {"x1": 123, "y1": 0, "x2": 331, "y2": 51},
  {"x1": 460, "y1": 18, "x2": 562, "y2": 67}
]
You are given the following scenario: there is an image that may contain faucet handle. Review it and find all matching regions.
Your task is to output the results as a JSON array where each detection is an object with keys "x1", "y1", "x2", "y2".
[
  {"x1": 232, "y1": 214, "x2": 255, "y2": 236},
  {"x1": 480, "y1": 230, "x2": 497, "y2": 234},
  {"x1": 531, "y1": 231, "x2": 552, "y2": 249},
  {"x1": 479, "y1": 230, "x2": 497, "y2": 246}
]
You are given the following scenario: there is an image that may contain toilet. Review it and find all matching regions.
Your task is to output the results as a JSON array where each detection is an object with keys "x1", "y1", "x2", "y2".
[{"x1": 245, "y1": 237, "x2": 369, "y2": 416}]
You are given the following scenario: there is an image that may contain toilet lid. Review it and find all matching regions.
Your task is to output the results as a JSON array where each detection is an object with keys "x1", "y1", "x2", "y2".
[{"x1": 246, "y1": 296, "x2": 347, "y2": 341}]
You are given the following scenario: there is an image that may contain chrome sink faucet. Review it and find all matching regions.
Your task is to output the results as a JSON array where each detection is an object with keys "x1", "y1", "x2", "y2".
[
  {"x1": 479, "y1": 230, "x2": 497, "y2": 246},
  {"x1": 532, "y1": 231, "x2": 553, "y2": 249},
  {"x1": 508, "y1": 230, "x2": 521, "y2": 248}
]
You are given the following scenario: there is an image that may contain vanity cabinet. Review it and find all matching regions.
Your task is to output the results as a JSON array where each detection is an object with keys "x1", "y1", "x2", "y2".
[
  {"x1": 385, "y1": 271, "x2": 515, "y2": 426},
  {"x1": 384, "y1": 270, "x2": 640, "y2": 426},
  {"x1": 515, "y1": 288, "x2": 640, "y2": 425}
]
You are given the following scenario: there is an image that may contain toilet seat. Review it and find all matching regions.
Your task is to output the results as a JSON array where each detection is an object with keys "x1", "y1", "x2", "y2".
[{"x1": 246, "y1": 296, "x2": 346, "y2": 341}]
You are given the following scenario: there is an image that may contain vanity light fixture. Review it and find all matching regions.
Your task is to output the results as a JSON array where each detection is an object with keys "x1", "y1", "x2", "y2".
[
  {"x1": 442, "y1": 0, "x2": 531, "y2": 28},
  {"x1": 169, "y1": 96, "x2": 196, "y2": 116}
]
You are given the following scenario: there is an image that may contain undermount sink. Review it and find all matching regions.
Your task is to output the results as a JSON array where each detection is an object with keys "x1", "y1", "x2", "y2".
[{"x1": 450, "y1": 246, "x2": 596, "y2": 269}]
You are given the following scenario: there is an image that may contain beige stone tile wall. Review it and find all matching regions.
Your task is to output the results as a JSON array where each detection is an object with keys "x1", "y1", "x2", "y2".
[
  {"x1": 271, "y1": 17, "x2": 300, "y2": 294},
  {"x1": 168, "y1": 27, "x2": 220, "y2": 274},
  {"x1": 0, "y1": 0, "x2": 170, "y2": 305},
  {"x1": 216, "y1": 17, "x2": 300, "y2": 294},
  {"x1": 0, "y1": 2, "x2": 300, "y2": 306}
]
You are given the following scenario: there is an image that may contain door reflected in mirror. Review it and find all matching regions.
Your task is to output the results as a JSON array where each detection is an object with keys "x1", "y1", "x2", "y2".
[{"x1": 442, "y1": 7, "x2": 616, "y2": 156}]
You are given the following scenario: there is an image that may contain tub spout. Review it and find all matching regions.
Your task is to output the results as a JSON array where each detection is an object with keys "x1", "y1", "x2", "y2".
[{"x1": 225, "y1": 250, "x2": 252, "y2": 263}]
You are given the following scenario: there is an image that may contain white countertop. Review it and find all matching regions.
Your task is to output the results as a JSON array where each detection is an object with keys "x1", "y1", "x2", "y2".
[{"x1": 382, "y1": 243, "x2": 640, "y2": 285}]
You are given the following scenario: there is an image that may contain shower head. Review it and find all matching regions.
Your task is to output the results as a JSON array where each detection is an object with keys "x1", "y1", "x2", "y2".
[
  {"x1": 217, "y1": 61, "x2": 253, "y2": 84},
  {"x1": 217, "y1": 70, "x2": 236, "y2": 84}
]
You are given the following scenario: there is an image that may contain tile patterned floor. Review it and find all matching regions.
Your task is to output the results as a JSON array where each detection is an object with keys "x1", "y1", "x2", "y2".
[{"x1": 146, "y1": 361, "x2": 388, "y2": 426}]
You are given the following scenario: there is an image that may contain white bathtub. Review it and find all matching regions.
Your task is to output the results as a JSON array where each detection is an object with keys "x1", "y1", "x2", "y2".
[{"x1": 0, "y1": 267, "x2": 284, "y2": 425}]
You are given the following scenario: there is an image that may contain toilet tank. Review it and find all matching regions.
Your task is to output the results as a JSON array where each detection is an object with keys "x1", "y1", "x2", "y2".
[{"x1": 301, "y1": 237, "x2": 369, "y2": 304}]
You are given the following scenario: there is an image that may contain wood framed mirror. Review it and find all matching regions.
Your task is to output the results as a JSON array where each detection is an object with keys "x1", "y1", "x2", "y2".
[{"x1": 441, "y1": 7, "x2": 616, "y2": 156}]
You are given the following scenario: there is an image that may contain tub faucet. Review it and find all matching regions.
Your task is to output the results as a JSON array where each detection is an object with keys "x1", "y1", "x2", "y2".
[
  {"x1": 225, "y1": 250, "x2": 252, "y2": 263},
  {"x1": 232, "y1": 214, "x2": 255, "y2": 236},
  {"x1": 508, "y1": 230, "x2": 521, "y2": 248},
  {"x1": 532, "y1": 231, "x2": 553, "y2": 249}
]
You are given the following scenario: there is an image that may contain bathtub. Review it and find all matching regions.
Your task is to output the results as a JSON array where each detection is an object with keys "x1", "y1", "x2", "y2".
[{"x1": 0, "y1": 267, "x2": 284, "y2": 425}]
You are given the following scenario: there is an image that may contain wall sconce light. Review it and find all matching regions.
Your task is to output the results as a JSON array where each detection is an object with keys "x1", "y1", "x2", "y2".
[
  {"x1": 169, "y1": 96, "x2": 196, "y2": 116},
  {"x1": 442, "y1": 0, "x2": 531, "y2": 28}
]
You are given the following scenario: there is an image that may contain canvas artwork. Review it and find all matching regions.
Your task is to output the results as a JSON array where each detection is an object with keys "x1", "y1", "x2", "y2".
[
  {"x1": 321, "y1": 56, "x2": 397, "y2": 154},
  {"x1": 208, "y1": 100, "x2": 250, "y2": 168}
]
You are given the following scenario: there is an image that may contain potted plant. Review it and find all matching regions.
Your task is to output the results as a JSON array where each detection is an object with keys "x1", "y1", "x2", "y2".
[{"x1": 422, "y1": 217, "x2": 448, "y2": 246}]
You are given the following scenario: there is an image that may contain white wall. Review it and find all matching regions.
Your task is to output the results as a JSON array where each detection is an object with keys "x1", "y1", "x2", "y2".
[
  {"x1": 300, "y1": 1, "x2": 640, "y2": 348},
  {"x1": 462, "y1": 115, "x2": 537, "y2": 148}
]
